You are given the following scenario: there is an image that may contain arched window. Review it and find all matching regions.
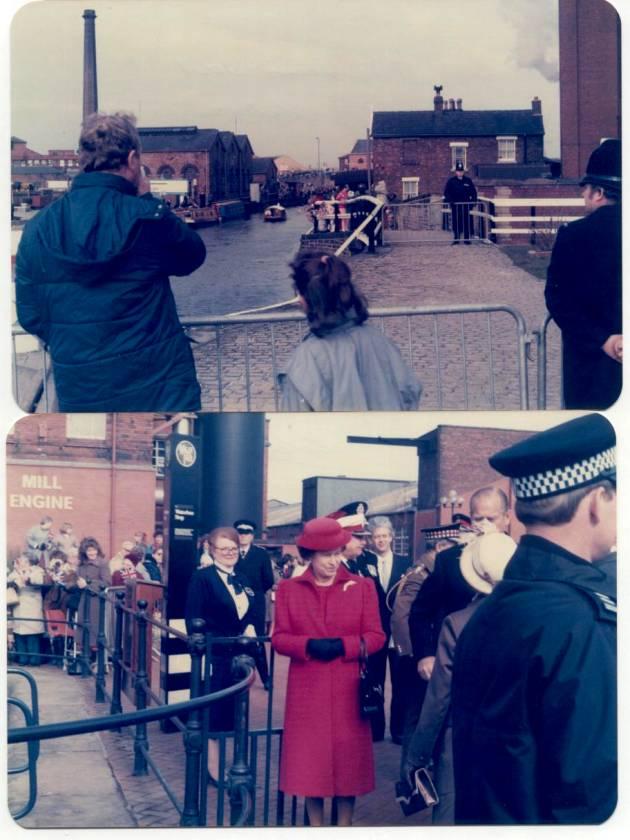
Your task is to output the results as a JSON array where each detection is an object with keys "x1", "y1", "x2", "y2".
[
  {"x1": 143, "y1": 165, "x2": 152, "y2": 177},
  {"x1": 157, "y1": 165, "x2": 174, "y2": 179},
  {"x1": 181, "y1": 164, "x2": 199, "y2": 182}
]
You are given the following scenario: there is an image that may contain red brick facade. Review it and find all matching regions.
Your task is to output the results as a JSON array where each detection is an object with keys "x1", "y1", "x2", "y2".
[
  {"x1": 559, "y1": 0, "x2": 621, "y2": 179},
  {"x1": 373, "y1": 135, "x2": 544, "y2": 198},
  {"x1": 6, "y1": 414, "x2": 160, "y2": 560}
]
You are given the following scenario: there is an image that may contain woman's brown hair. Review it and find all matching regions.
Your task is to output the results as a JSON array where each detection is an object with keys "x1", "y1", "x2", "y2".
[{"x1": 290, "y1": 251, "x2": 368, "y2": 336}]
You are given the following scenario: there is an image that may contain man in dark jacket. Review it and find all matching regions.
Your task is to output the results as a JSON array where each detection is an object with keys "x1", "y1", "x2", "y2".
[
  {"x1": 545, "y1": 139, "x2": 621, "y2": 409},
  {"x1": 443, "y1": 162, "x2": 477, "y2": 244},
  {"x1": 357, "y1": 515, "x2": 409, "y2": 743},
  {"x1": 409, "y1": 492, "x2": 510, "y2": 686},
  {"x1": 451, "y1": 414, "x2": 617, "y2": 825},
  {"x1": 16, "y1": 111, "x2": 206, "y2": 412},
  {"x1": 234, "y1": 519, "x2": 275, "y2": 689}
]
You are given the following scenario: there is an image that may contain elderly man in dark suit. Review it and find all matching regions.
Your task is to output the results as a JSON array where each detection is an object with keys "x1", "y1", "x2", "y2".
[
  {"x1": 234, "y1": 519, "x2": 275, "y2": 689},
  {"x1": 357, "y1": 515, "x2": 409, "y2": 743}
]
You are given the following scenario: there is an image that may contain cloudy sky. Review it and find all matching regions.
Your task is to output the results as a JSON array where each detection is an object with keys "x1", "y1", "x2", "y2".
[
  {"x1": 8, "y1": 0, "x2": 561, "y2": 165},
  {"x1": 266, "y1": 410, "x2": 578, "y2": 502}
]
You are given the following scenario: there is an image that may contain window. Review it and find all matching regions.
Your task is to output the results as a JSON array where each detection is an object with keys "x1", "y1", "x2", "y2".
[
  {"x1": 393, "y1": 528, "x2": 410, "y2": 556},
  {"x1": 152, "y1": 439, "x2": 166, "y2": 477},
  {"x1": 497, "y1": 136, "x2": 517, "y2": 163},
  {"x1": 157, "y1": 165, "x2": 175, "y2": 179},
  {"x1": 450, "y1": 142, "x2": 468, "y2": 170},
  {"x1": 402, "y1": 176, "x2": 420, "y2": 200},
  {"x1": 357, "y1": 157, "x2": 364, "y2": 164},
  {"x1": 66, "y1": 414, "x2": 107, "y2": 440},
  {"x1": 402, "y1": 140, "x2": 418, "y2": 165}
]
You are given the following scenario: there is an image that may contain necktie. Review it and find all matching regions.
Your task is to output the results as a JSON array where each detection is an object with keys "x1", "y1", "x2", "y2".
[{"x1": 227, "y1": 572, "x2": 244, "y2": 594}]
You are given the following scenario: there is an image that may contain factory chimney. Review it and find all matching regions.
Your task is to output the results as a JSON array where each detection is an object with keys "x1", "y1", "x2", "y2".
[{"x1": 82, "y1": 9, "x2": 98, "y2": 120}]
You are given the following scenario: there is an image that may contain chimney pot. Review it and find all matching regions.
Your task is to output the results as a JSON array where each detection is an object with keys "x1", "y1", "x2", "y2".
[
  {"x1": 531, "y1": 96, "x2": 542, "y2": 116},
  {"x1": 449, "y1": 99, "x2": 455, "y2": 110},
  {"x1": 456, "y1": 98, "x2": 463, "y2": 110}
]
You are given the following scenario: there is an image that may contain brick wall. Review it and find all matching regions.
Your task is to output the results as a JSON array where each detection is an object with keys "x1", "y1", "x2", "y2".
[
  {"x1": 142, "y1": 150, "x2": 210, "y2": 199},
  {"x1": 6, "y1": 414, "x2": 159, "y2": 559},
  {"x1": 373, "y1": 135, "x2": 543, "y2": 197},
  {"x1": 559, "y1": 0, "x2": 621, "y2": 179},
  {"x1": 7, "y1": 414, "x2": 156, "y2": 464},
  {"x1": 298, "y1": 233, "x2": 347, "y2": 254}
]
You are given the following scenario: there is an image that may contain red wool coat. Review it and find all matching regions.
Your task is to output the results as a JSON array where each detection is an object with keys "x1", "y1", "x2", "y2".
[{"x1": 272, "y1": 564, "x2": 386, "y2": 797}]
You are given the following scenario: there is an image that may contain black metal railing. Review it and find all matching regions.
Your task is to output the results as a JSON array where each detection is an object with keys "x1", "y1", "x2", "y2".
[{"x1": 7, "y1": 587, "x2": 258, "y2": 827}]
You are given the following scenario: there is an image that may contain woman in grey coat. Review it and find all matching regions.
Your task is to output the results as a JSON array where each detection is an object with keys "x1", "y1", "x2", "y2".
[{"x1": 279, "y1": 252, "x2": 422, "y2": 411}]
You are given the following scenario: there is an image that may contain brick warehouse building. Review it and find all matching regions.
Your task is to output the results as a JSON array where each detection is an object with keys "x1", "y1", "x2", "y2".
[
  {"x1": 371, "y1": 87, "x2": 546, "y2": 199},
  {"x1": 6, "y1": 414, "x2": 167, "y2": 562},
  {"x1": 138, "y1": 126, "x2": 254, "y2": 205}
]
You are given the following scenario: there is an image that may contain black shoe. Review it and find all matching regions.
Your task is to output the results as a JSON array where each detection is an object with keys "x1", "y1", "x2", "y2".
[
  {"x1": 451, "y1": 240, "x2": 459, "y2": 245},
  {"x1": 464, "y1": 240, "x2": 471, "y2": 245}
]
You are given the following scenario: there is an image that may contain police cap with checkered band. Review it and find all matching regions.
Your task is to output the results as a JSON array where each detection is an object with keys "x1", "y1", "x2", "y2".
[{"x1": 489, "y1": 414, "x2": 615, "y2": 500}]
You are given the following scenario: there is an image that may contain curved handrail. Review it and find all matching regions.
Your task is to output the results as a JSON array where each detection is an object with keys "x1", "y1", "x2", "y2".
[{"x1": 8, "y1": 657, "x2": 255, "y2": 745}]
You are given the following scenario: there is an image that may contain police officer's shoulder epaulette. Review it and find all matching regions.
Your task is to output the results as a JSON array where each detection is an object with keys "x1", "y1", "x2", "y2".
[{"x1": 567, "y1": 583, "x2": 617, "y2": 622}]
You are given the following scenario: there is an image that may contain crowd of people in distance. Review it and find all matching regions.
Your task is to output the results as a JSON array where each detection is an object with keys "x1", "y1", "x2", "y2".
[{"x1": 7, "y1": 519, "x2": 164, "y2": 668}]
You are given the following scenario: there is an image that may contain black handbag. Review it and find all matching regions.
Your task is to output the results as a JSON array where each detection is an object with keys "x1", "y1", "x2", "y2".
[
  {"x1": 359, "y1": 638, "x2": 384, "y2": 718},
  {"x1": 395, "y1": 767, "x2": 439, "y2": 816}
]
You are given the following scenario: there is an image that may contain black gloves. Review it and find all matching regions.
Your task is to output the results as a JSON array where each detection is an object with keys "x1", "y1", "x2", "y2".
[{"x1": 306, "y1": 637, "x2": 345, "y2": 661}]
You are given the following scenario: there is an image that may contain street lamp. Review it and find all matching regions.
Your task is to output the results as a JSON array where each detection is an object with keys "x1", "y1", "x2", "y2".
[
  {"x1": 315, "y1": 136, "x2": 321, "y2": 176},
  {"x1": 440, "y1": 489, "x2": 464, "y2": 518}
]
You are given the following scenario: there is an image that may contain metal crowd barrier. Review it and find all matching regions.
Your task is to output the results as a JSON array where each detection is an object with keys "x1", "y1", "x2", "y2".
[
  {"x1": 382, "y1": 200, "x2": 491, "y2": 245},
  {"x1": 12, "y1": 307, "x2": 547, "y2": 413},
  {"x1": 7, "y1": 587, "x2": 257, "y2": 827}
]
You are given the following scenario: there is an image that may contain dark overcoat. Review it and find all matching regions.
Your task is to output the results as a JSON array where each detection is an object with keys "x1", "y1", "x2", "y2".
[
  {"x1": 185, "y1": 565, "x2": 255, "y2": 731},
  {"x1": 409, "y1": 543, "x2": 476, "y2": 662},
  {"x1": 545, "y1": 203, "x2": 622, "y2": 409},
  {"x1": 272, "y1": 565, "x2": 385, "y2": 797},
  {"x1": 234, "y1": 544, "x2": 274, "y2": 634},
  {"x1": 451, "y1": 535, "x2": 616, "y2": 825},
  {"x1": 16, "y1": 171, "x2": 206, "y2": 411}
]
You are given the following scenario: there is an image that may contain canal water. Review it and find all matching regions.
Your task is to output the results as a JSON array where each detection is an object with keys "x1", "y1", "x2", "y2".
[{"x1": 172, "y1": 206, "x2": 311, "y2": 319}]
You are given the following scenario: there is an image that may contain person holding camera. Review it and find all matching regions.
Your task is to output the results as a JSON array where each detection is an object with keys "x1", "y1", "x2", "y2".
[{"x1": 8, "y1": 553, "x2": 46, "y2": 666}]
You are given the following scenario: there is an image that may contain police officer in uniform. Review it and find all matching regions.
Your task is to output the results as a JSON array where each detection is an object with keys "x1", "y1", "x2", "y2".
[
  {"x1": 451, "y1": 414, "x2": 617, "y2": 824},
  {"x1": 443, "y1": 162, "x2": 478, "y2": 244},
  {"x1": 233, "y1": 519, "x2": 275, "y2": 689},
  {"x1": 545, "y1": 138, "x2": 622, "y2": 409}
]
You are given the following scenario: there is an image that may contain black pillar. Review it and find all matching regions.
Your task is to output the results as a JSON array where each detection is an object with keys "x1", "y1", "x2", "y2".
[{"x1": 198, "y1": 413, "x2": 266, "y2": 531}]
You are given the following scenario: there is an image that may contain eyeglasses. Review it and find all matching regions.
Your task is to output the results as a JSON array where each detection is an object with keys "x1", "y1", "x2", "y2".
[{"x1": 213, "y1": 546, "x2": 239, "y2": 555}]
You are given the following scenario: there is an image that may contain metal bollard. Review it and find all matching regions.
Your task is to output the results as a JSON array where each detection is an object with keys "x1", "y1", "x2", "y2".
[
  {"x1": 80, "y1": 580, "x2": 92, "y2": 677},
  {"x1": 95, "y1": 585, "x2": 107, "y2": 703},
  {"x1": 229, "y1": 649, "x2": 255, "y2": 827},
  {"x1": 109, "y1": 591, "x2": 125, "y2": 726},
  {"x1": 180, "y1": 618, "x2": 206, "y2": 827},
  {"x1": 132, "y1": 599, "x2": 149, "y2": 776}
]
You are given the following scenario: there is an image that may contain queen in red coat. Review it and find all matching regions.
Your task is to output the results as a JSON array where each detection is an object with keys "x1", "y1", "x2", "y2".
[{"x1": 272, "y1": 517, "x2": 386, "y2": 826}]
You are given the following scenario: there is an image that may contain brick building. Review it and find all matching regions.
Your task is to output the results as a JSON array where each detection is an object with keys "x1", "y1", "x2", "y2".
[
  {"x1": 6, "y1": 413, "x2": 166, "y2": 562},
  {"x1": 338, "y1": 139, "x2": 370, "y2": 172},
  {"x1": 11, "y1": 136, "x2": 79, "y2": 191},
  {"x1": 138, "y1": 126, "x2": 254, "y2": 205},
  {"x1": 371, "y1": 87, "x2": 546, "y2": 198},
  {"x1": 266, "y1": 424, "x2": 533, "y2": 558},
  {"x1": 558, "y1": 0, "x2": 621, "y2": 180}
]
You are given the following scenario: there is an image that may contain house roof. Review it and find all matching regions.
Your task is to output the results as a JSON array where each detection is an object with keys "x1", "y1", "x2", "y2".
[
  {"x1": 138, "y1": 126, "x2": 220, "y2": 151},
  {"x1": 351, "y1": 139, "x2": 369, "y2": 154},
  {"x1": 372, "y1": 109, "x2": 544, "y2": 139},
  {"x1": 252, "y1": 156, "x2": 277, "y2": 175}
]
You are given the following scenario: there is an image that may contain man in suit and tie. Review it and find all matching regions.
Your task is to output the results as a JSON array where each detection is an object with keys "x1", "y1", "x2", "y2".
[
  {"x1": 234, "y1": 519, "x2": 275, "y2": 689},
  {"x1": 358, "y1": 514, "x2": 409, "y2": 743}
]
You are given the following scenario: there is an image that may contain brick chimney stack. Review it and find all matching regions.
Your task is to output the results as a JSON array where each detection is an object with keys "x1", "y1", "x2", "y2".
[
  {"x1": 449, "y1": 98, "x2": 455, "y2": 110},
  {"x1": 531, "y1": 96, "x2": 542, "y2": 116},
  {"x1": 82, "y1": 9, "x2": 98, "y2": 120},
  {"x1": 433, "y1": 84, "x2": 444, "y2": 112}
]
